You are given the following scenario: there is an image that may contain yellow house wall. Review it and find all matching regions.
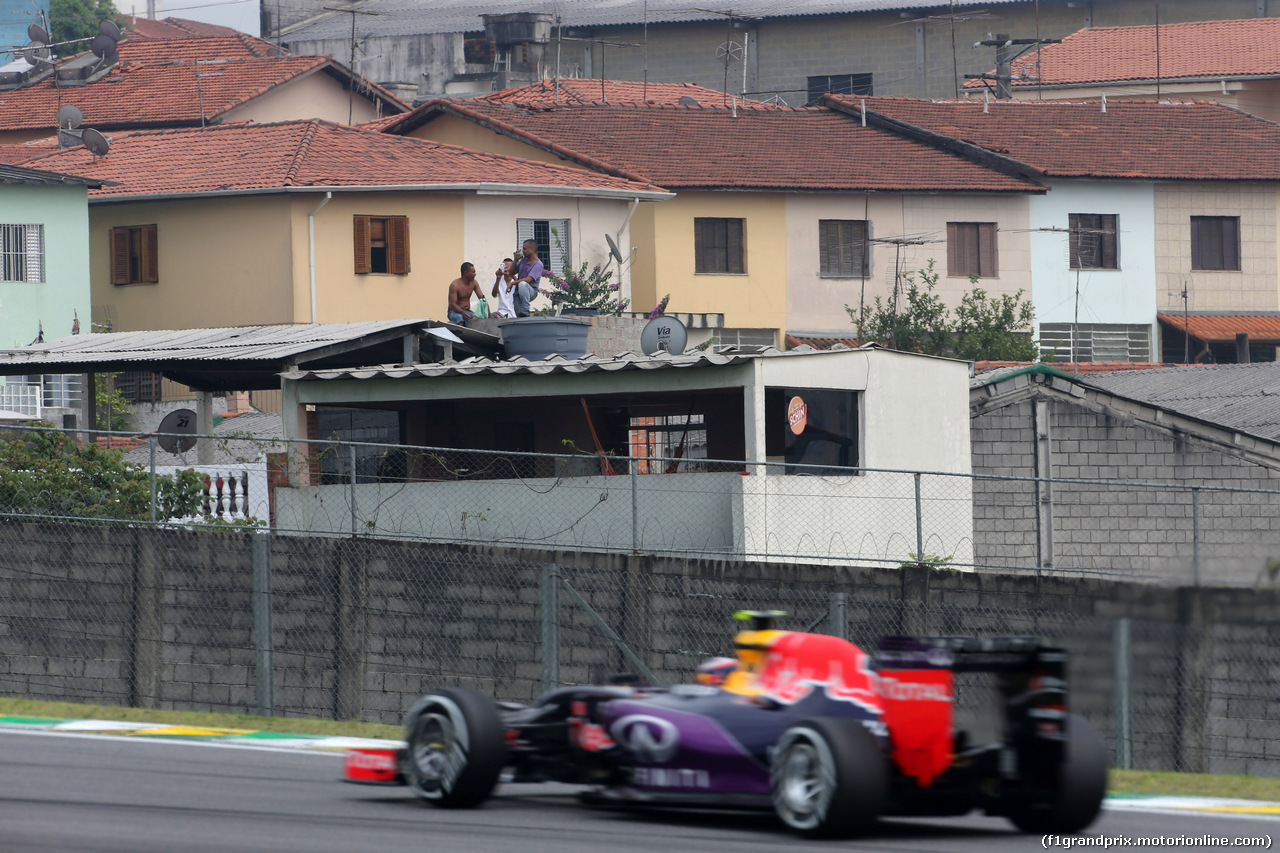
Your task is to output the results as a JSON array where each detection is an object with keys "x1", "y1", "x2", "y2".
[
  {"x1": 406, "y1": 115, "x2": 587, "y2": 168},
  {"x1": 1154, "y1": 182, "x2": 1280, "y2": 312},
  {"x1": 89, "y1": 195, "x2": 295, "y2": 331},
  {"x1": 643, "y1": 193, "x2": 787, "y2": 336},
  {"x1": 292, "y1": 191, "x2": 466, "y2": 323},
  {"x1": 221, "y1": 70, "x2": 388, "y2": 125}
]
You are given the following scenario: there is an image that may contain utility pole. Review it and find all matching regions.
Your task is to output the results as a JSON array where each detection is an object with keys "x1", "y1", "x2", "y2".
[{"x1": 966, "y1": 33, "x2": 1060, "y2": 99}]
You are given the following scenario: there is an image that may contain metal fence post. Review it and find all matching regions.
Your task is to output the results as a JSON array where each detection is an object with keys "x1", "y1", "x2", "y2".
[
  {"x1": 1191, "y1": 488, "x2": 1200, "y2": 586},
  {"x1": 252, "y1": 531, "x2": 274, "y2": 717},
  {"x1": 149, "y1": 436, "x2": 157, "y2": 523},
  {"x1": 828, "y1": 591, "x2": 847, "y2": 639},
  {"x1": 541, "y1": 564, "x2": 560, "y2": 692},
  {"x1": 914, "y1": 472, "x2": 923, "y2": 560},
  {"x1": 631, "y1": 458, "x2": 639, "y2": 552},
  {"x1": 349, "y1": 443, "x2": 358, "y2": 537},
  {"x1": 1112, "y1": 617, "x2": 1131, "y2": 770}
]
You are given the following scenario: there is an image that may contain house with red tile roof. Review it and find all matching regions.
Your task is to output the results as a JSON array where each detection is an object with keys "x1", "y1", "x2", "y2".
[
  {"x1": 0, "y1": 33, "x2": 407, "y2": 145},
  {"x1": 382, "y1": 96, "x2": 1044, "y2": 346},
  {"x1": 837, "y1": 95, "x2": 1280, "y2": 365},
  {"x1": 20, "y1": 120, "x2": 669, "y2": 334},
  {"x1": 967, "y1": 18, "x2": 1280, "y2": 123}
]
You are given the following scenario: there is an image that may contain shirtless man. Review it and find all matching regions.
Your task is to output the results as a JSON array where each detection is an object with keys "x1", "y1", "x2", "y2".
[{"x1": 447, "y1": 262, "x2": 485, "y2": 325}]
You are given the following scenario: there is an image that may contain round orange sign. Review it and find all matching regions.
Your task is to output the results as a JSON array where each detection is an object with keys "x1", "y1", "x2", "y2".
[{"x1": 787, "y1": 396, "x2": 807, "y2": 435}]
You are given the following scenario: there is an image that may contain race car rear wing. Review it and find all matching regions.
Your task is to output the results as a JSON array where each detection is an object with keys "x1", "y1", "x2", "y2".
[{"x1": 875, "y1": 636, "x2": 1065, "y2": 674}]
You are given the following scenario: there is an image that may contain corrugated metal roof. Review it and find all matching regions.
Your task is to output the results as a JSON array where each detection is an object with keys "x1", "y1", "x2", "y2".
[
  {"x1": 0, "y1": 321, "x2": 427, "y2": 368},
  {"x1": 282, "y1": 344, "x2": 872, "y2": 381},
  {"x1": 1084, "y1": 363, "x2": 1280, "y2": 441},
  {"x1": 282, "y1": 0, "x2": 1019, "y2": 41}
]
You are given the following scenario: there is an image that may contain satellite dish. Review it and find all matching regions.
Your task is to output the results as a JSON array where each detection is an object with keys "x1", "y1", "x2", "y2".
[
  {"x1": 605, "y1": 233, "x2": 624, "y2": 265},
  {"x1": 678, "y1": 95, "x2": 700, "y2": 106},
  {"x1": 22, "y1": 45, "x2": 53, "y2": 68},
  {"x1": 640, "y1": 315, "x2": 687, "y2": 356},
  {"x1": 90, "y1": 34, "x2": 118, "y2": 60},
  {"x1": 27, "y1": 23, "x2": 50, "y2": 45},
  {"x1": 82, "y1": 128, "x2": 110, "y2": 156},
  {"x1": 99, "y1": 19, "x2": 122, "y2": 41},
  {"x1": 57, "y1": 104, "x2": 83, "y2": 130},
  {"x1": 157, "y1": 409, "x2": 198, "y2": 454}
]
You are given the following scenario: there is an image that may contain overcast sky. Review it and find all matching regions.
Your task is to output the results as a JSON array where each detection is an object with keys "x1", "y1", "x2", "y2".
[{"x1": 122, "y1": 0, "x2": 260, "y2": 37}]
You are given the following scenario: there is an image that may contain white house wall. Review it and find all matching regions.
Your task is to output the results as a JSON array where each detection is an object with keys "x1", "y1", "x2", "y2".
[
  {"x1": 1029, "y1": 180, "x2": 1157, "y2": 330},
  {"x1": 463, "y1": 194, "x2": 637, "y2": 312}
]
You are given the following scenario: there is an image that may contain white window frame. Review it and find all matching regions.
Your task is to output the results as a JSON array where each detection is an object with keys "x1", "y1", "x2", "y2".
[
  {"x1": 517, "y1": 218, "x2": 570, "y2": 277},
  {"x1": 0, "y1": 224, "x2": 44, "y2": 283}
]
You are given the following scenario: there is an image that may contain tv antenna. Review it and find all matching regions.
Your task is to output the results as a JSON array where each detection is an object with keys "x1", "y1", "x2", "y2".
[{"x1": 690, "y1": 8, "x2": 759, "y2": 101}]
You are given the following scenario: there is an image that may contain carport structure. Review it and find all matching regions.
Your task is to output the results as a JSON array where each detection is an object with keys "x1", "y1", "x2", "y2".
[{"x1": 0, "y1": 320, "x2": 496, "y2": 462}]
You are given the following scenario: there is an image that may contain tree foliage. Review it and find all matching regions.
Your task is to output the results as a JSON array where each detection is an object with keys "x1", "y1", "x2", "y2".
[
  {"x1": 49, "y1": 0, "x2": 121, "y2": 57},
  {"x1": 95, "y1": 373, "x2": 134, "y2": 431},
  {"x1": 0, "y1": 426, "x2": 203, "y2": 520},
  {"x1": 845, "y1": 259, "x2": 1040, "y2": 361}
]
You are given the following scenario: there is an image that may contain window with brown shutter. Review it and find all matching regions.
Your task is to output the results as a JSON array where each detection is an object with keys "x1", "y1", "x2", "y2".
[
  {"x1": 946, "y1": 221, "x2": 997, "y2": 278},
  {"x1": 694, "y1": 217, "x2": 745, "y2": 274},
  {"x1": 819, "y1": 220, "x2": 869, "y2": 278},
  {"x1": 109, "y1": 224, "x2": 158, "y2": 285},
  {"x1": 354, "y1": 215, "x2": 410, "y2": 275},
  {"x1": 1069, "y1": 213, "x2": 1118, "y2": 270}
]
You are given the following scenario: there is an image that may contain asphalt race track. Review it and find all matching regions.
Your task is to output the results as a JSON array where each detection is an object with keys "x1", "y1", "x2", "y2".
[{"x1": 1, "y1": 730, "x2": 1276, "y2": 853}]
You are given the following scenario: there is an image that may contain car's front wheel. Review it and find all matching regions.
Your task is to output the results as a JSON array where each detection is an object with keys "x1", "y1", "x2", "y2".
[
  {"x1": 771, "y1": 717, "x2": 887, "y2": 838},
  {"x1": 403, "y1": 687, "x2": 505, "y2": 808}
]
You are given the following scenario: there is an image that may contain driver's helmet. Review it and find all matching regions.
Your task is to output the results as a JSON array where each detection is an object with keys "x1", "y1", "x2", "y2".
[{"x1": 696, "y1": 656, "x2": 737, "y2": 687}]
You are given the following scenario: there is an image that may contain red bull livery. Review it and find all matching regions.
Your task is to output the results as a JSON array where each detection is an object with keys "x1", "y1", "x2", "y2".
[{"x1": 342, "y1": 611, "x2": 1106, "y2": 840}]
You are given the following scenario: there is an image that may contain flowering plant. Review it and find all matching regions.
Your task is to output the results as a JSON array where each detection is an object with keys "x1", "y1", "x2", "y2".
[{"x1": 537, "y1": 229, "x2": 630, "y2": 316}]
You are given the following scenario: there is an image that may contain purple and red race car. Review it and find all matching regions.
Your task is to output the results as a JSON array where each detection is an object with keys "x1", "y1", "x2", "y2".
[{"x1": 344, "y1": 611, "x2": 1106, "y2": 839}]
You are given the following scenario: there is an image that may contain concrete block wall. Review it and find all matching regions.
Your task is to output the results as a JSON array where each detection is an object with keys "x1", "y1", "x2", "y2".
[
  {"x1": 2, "y1": 524, "x2": 1280, "y2": 773},
  {"x1": 971, "y1": 393, "x2": 1280, "y2": 583}
]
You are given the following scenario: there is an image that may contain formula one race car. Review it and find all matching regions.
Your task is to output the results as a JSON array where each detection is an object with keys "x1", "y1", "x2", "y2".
[{"x1": 344, "y1": 612, "x2": 1106, "y2": 839}]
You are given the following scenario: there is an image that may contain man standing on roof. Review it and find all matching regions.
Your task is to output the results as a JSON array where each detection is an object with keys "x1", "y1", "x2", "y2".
[
  {"x1": 511, "y1": 239, "x2": 544, "y2": 317},
  {"x1": 448, "y1": 263, "x2": 485, "y2": 326}
]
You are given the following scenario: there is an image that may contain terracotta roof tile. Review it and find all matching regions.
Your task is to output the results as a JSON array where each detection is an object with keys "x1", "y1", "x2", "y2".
[
  {"x1": 21, "y1": 120, "x2": 665, "y2": 198},
  {"x1": 785, "y1": 334, "x2": 862, "y2": 349},
  {"x1": 476, "y1": 79, "x2": 778, "y2": 108},
  {"x1": 972, "y1": 18, "x2": 1280, "y2": 88},
  {"x1": 1156, "y1": 313, "x2": 1280, "y2": 344},
  {"x1": 0, "y1": 139, "x2": 57, "y2": 165},
  {"x1": 123, "y1": 15, "x2": 259, "y2": 41},
  {"x1": 974, "y1": 360, "x2": 1179, "y2": 375},
  {"x1": 842, "y1": 96, "x2": 1280, "y2": 181},
  {"x1": 389, "y1": 100, "x2": 1042, "y2": 192},
  {"x1": 0, "y1": 37, "x2": 405, "y2": 134}
]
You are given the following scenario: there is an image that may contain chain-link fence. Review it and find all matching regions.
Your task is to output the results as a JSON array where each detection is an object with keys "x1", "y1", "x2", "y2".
[
  {"x1": 0, "y1": 523, "x2": 1275, "y2": 776},
  {"x1": 2, "y1": 424, "x2": 1279, "y2": 583}
]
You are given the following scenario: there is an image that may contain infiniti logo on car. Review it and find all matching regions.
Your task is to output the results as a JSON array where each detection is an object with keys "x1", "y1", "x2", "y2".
[{"x1": 610, "y1": 715, "x2": 680, "y2": 763}]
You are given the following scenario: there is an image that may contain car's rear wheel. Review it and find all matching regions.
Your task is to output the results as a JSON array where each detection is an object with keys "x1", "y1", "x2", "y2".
[
  {"x1": 1007, "y1": 713, "x2": 1107, "y2": 835},
  {"x1": 771, "y1": 717, "x2": 886, "y2": 839},
  {"x1": 403, "y1": 687, "x2": 505, "y2": 808}
]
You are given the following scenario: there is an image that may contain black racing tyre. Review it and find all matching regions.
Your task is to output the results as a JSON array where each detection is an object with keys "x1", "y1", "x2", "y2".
[
  {"x1": 402, "y1": 687, "x2": 505, "y2": 809},
  {"x1": 1008, "y1": 713, "x2": 1108, "y2": 835},
  {"x1": 770, "y1": 717, "x2": 887, "y2": 839}
]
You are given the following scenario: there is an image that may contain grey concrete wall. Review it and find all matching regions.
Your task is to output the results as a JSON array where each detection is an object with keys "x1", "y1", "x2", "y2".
[
  {"x1": 272, "y1": 0, "x2": 1279, "y2": 107},
  {"x1": 2, "y1": 523, "x2": 1278, "y2": 773},
  {"x1": 971, "y1": 393, "x2": 1280, "y2": 584}
]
